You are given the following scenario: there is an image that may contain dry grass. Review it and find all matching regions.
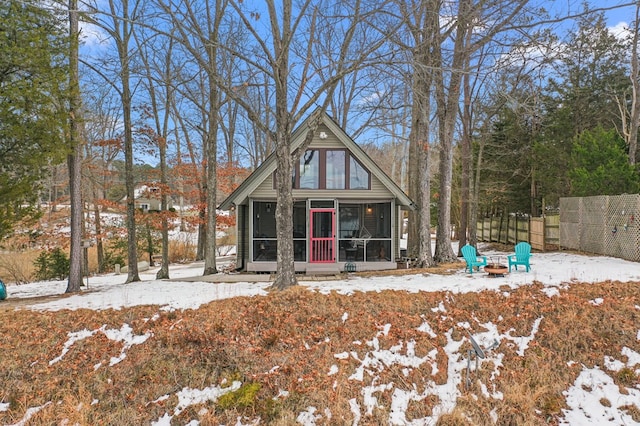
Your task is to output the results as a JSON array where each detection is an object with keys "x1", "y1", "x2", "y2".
[
  {"x1": 0, "y1": 251, "x2": 39, "y2": 284},
  {"x1": 0, "y1": 281, "x2": 639, "y2": 425},
  {"x1": 0, "y1": 238, "x2": 200, "y2": 284},
  {"x1": 354, "y1": 261, "x2": 463, "y2": 278}
]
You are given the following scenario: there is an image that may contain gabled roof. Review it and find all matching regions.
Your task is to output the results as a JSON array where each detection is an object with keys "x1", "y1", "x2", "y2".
[{"x1": 218, "y1": 110, "x2": 415, "y2": 210}]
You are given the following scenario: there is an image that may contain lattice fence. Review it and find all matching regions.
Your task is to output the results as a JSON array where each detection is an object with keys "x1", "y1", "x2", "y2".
[{"x1": 560, "y1": 194, "x2": 640, "y2": 262}]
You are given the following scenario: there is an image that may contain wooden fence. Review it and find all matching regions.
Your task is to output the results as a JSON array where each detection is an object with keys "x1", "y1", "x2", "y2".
[{"x1": 476, "y1": 214, "x2": 559, "y2": 251}]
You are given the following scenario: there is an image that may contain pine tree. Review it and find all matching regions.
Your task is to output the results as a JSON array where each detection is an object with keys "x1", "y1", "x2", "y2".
[{"x1": 0, "y1": 1, "x2": 68, "y2": 239}]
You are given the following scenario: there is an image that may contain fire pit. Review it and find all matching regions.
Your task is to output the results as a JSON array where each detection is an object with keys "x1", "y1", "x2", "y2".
[
  {"x1": 485, "y1": 256, "x2": 508, "y2": 277},
  {"x1": 485, "y1": 264, "x2": 508, "y2": 277}
]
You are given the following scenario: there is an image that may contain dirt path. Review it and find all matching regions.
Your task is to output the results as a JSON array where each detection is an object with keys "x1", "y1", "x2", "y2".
[{"x1": 0, "y1": 293, "x2": 74, "y2": 311}]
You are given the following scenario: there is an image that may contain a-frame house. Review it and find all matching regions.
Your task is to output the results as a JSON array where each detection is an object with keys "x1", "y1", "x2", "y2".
[{"x1": 219, "y1": 111, "x2": 415, "y2": 274}]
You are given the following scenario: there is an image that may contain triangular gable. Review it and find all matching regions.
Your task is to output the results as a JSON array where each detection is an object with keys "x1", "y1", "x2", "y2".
[{"x1": 218, "y1": 110, "x2": 415, "y2": 210}]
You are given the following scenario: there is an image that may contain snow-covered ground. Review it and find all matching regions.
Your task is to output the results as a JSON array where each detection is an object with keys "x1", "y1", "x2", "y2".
[
  {"x1": 2, "y1": 243, "x2": 640, "y2": 425},
  {"x1": 6, "y1": 245, "x2": 640, "y2": 311}
]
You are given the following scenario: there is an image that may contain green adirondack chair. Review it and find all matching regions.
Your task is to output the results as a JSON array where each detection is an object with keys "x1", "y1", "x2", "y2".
[
  {"x1": 461, "y1": 244, "x2": 487, "y2": 274},
  {"x1": 508, "y1": 242, "x2": 531, "y2": 272}
]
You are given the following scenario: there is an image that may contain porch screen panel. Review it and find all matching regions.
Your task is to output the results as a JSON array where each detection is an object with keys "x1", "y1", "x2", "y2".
[
  {"x1": 253, "y1": 201, "x2": 276, "y2": 261},
  {"x1": 338, "y1": 204, "x2": 363, "y2": 261},
  {"x1": 293, "y1": 201, "x2": 307, "y2": 261}
]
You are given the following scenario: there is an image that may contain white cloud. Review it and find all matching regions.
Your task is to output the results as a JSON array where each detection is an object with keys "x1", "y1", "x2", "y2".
[
  {"x1": 80, "y1": 21, "x2": 110, "y2": 50},
  {"x1": 609, "y1": 21, "x2": 630, "y2": 41}
]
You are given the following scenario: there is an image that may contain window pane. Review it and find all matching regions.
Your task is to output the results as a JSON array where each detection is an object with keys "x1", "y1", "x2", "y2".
[
  {"x1": 253, "y1": 201, "x2": 276, "y2": 238},
  {"x1": 339, "y1": 239, "x2": 363, "y2": 261},
  {"x1": 366, "y1": 240, "x2": 391, "y2": 261},
  {"x1": 326, "y1": 150, "x2": 345, "y2": 189},
  {"x1": 310, "y1": 200, "x2": 334, "y2": 208},
  {"x1": 299, "y1": 150, "x2": 319, "y2": 189},
  {"x1": 293, "y1": 201, "x2": 307, "y2": 237},
  {"x1": 339, "y1": 204, "x2": 361, "y2": 238},
  {"x1": 350, "y1": 157, "x2": 370, "y2": 189},
  {"x1": 253, "y1": 239, "x2": 277, "y2": 261},
  {"x1": 293, "y1": 239, "x2": 306, "y2": 261},
  {"x1": 368, "y1": 203, "x2": 391, "y2": 238}
]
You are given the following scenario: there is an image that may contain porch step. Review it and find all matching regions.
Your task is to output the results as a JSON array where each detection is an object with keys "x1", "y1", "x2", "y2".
[{"x1": 305, "y1": 263, "x2": 341, "y2": 276}]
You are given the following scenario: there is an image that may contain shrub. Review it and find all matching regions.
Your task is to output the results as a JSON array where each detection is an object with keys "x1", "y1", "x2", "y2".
[
  {"x1": 103, "y1": 248, "x2": 126, "y2": 272},
  {"x1": 34, "y1": 248, "x2": 70, "y2": 281}
]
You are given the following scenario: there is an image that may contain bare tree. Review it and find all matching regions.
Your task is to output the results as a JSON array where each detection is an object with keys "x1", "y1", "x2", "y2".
[
  {"x1": 133, "y1": 22, "x2": 178, "y2": 279},
  {"x1": 430, "y1": 0, "x2": 530, "y2": 263},
  {"x1": 399, "y1": 0, "x2": 440, "y2": 267},
  {"x1": 457, "y1": 15, "x2": 476, "y2": 253},
  {"x1": 82, "y1": 85, "x2": 124, "y2": 274},
  {"x1": 84, "y1": 0, "x2": 143, "y2": 282},
  {"x1": 226, "y1": 0, "x2": 386, "y2": 289},
  {"x1": 154, "y1": 0, "x2": 230, "y2": 275},
  {"x1": 233, "y1": 71, "x2": 275, "y2": 168},
  {"x1": 432, "y1": 0, "x2": 472, "y2": 263}
]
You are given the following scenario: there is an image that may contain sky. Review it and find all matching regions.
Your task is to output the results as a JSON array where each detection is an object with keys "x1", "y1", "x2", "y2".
[
  {"x1": 572, "y1": 1, "x2": 635, "y2": 38},
  {"x1": 67, "y1": 0, "x2": 640, "y2": 169},
  {"x1": 75, "y1": 1, "x2": 638, "y2": 54},
  {"x1": 589, "y1": 0, "x2": 635, "y2": 21},
  {"x1": 2, "y1": 243, "x2": 640, "y2": 425}
]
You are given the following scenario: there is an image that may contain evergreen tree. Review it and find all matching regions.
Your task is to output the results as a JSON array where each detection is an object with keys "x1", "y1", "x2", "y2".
[
  {"x1": 536, "y1": 10, "x2": 629, "y2": 206},
  {"x1": 569, "y1": 127, "x2": 640, "y2": 196},
  {"x1": 481, "y1": 109, "x2": 533, "y2": 214},
  {"x1": 548, "y1": 11, "x2": 628, "y2": 135},
  {"x1": 0, "y1": 1, "x2": 68, "y2": 239}
]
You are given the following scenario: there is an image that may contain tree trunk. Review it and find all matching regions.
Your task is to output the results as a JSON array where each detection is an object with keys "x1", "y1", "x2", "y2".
[
  {"x1": 155, "y1": 137, "x2": 169, "y2": 279},
  {"x1": 416, "y1": 130, "x2": 434, "y2": 267},
  {"x1": 412, "y1": 25, "x2": 436, "y2": 268},
  {"x1": 156, "y1": 137, "x2": 170, "y2": 278},
  {"x1": 470, "y1": 134, "x2": 485, "y2": 248},
  {"x1": 458, "y1": 26, "x2": 474, "y2": 256},
  {"x1": 628, "y1": 3, "x2": 640, "y2": 164},
  {"x1": 133, "y1": 25, "x2": 175, "y2": 280},
  {"x1": 434, "y1": 0, "x2": 470, "y2": 264},
  {"x1": 203, "y1": 124, "x2": 219, "y2": 275},
  {"x1": 94, "y1": 204, "x2": 104, "y2": 273},
  {"x1": 272, "y1": 114, "x2": 297, "y2": 289},
  {"x1": 203, "y1": 32, "x2": 221, "y2": 275},
  {"x1": 117, "y1": 0, "x2": 140, "y2": 283},
  {"x1": 403, "y1": 0, "x2": 437, "y2": 264},
  {"x1": 66, "y1": 0, "x2": 83, "y2": 293},
  {"x1": 407, "y1": 128, "x2": 420, "y2": 259}
]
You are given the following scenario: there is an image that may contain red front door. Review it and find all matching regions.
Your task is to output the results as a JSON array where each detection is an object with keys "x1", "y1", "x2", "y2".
[{"x1": 309, "y1": 209, "x2": 335, "y2": 263}]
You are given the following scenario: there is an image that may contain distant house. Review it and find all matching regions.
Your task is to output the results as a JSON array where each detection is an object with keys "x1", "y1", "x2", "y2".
[
  {"x1": 219, "y1": 111, "x2": 415, "y2": 274},
  {"x1": 134, "y1": 185, "x2": 172, "y2": 212}
]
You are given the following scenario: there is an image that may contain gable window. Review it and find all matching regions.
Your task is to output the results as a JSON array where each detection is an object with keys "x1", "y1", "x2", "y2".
[
  {"x1": 326, "y1": 150, "x2": 346, "y2": 189},
  {"x1": 288, "y1": 149, "x2": 370, "y2": 190},
  {"x1": 349, "y1": 156, "x2": 370, "y2": 190},
  {"x1": 299, "y1": 150, "x2": 319, "y2": 189}
]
